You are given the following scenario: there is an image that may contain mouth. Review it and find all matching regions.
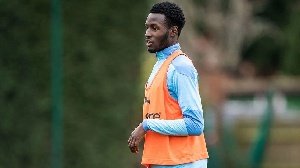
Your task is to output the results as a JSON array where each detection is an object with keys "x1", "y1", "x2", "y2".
[{"x1": 146, "y1": 39, "x2": 153, "y2": 47}]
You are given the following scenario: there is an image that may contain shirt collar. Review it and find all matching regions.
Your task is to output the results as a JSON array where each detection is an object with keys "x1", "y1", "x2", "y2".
[{"x1": 156, "y1": 43, "x2": 181, "y2": 60}]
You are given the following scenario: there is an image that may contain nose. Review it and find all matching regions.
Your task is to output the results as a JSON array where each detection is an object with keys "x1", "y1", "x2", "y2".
[{"x1": 145, "y1": 28, "x2": 151, "y2": 38}]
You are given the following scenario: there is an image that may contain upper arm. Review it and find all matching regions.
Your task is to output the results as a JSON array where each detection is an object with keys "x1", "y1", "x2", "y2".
[{"x1": 169, "y1": 55, "x2": 205, "y2": 135}]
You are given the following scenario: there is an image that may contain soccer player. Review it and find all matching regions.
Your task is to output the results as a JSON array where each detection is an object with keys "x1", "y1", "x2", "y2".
[{"x1": 128, "y1": 2, "x2": 209, "y2": 168}]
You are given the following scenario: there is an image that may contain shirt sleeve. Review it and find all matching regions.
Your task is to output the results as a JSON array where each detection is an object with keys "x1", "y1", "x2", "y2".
[{"x1": 142, "y1": 55, "x2": 204, "y2": 136}]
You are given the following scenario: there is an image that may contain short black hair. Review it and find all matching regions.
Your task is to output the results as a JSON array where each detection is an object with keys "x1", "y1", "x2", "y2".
[{"x1": 150, "y1": 1, "x2": 186, "y2": 36}]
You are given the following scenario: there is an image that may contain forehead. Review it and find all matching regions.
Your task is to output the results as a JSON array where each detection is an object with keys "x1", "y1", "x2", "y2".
[{"x1": 145, "y1": 13, "x2": 166, "y2": 25}]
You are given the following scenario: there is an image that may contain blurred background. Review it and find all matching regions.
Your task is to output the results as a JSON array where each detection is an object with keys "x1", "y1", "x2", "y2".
[{"x1": 0, "y1": 0, "x2": 299, "y2": 168}]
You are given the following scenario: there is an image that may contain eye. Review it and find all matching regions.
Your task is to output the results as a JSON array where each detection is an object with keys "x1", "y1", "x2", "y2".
[{"x1": 152, "y1": 26, "x2": 158, "y2": 31}]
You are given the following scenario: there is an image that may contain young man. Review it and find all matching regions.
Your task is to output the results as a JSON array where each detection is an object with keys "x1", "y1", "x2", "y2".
[{"x1": 128, "y1": 2, "x2": 209, "y2": 168}]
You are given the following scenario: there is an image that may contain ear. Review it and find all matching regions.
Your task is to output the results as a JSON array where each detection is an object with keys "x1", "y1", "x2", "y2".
[{"x1": 169, "y1": 26, "x2": 179, "y2": 37}]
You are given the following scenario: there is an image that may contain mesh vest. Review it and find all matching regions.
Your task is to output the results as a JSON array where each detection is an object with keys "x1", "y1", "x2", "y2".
[{"x1": 142, "y1": 50, "x2": 209, "y2": 167}]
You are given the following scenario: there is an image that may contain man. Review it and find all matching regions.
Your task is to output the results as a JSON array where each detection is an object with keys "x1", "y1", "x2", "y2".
[{"x1": 128, "y1": 2, "x2": 209, "y2": 168}]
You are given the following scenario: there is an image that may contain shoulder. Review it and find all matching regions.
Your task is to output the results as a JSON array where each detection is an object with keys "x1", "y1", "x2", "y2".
[{"x1": 170, "y1": 55, "x2": 197, "y2": 79}]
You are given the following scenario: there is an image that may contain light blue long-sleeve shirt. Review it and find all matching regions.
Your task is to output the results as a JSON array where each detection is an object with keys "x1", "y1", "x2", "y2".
[{"x1": 142, "y1": 44, "x2": 207, "y2": 168}]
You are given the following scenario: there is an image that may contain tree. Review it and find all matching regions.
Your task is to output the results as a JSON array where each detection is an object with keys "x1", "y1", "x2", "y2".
[{"x1": 0, "y1": 0, "x2": 147, "y2": 167}]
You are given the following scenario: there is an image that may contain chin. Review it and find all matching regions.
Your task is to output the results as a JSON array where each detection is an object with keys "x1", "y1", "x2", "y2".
[{"x1": 147, "y1": 48, "x2": 157, "y2": 53}]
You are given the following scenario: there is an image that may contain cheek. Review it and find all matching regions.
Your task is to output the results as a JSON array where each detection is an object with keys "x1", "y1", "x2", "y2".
[{"x1": 155, "y1": 32, "x2": 167, "y2": 42}]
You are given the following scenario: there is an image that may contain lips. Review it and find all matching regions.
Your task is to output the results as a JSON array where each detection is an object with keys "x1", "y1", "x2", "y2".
[{"x1": 146, "y1": 39, "x2": 153, "y2": 47}]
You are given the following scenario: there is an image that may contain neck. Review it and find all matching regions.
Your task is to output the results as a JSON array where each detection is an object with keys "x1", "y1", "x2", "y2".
[{"x1": 168, "y1": 38, "x2": 178, "y2": 47}]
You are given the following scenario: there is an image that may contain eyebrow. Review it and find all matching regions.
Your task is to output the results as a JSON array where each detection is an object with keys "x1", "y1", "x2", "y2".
[{"x1": 145, "y1": 21, "x2": 160, "y2": 26}]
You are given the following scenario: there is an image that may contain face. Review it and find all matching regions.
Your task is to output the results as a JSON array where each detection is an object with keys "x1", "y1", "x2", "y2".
[{"x1": 145, "y1": 13, "x2": 171, "y2": 53}]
